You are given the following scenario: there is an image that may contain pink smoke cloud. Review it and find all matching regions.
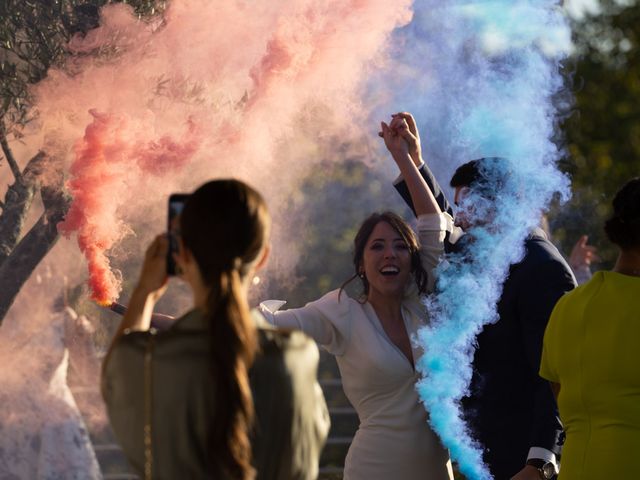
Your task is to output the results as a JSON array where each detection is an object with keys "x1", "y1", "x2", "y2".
[
  {"x1": 32, "y1": 0, "x2": 412, "y2": 303},
  {"x1": 57, "y1": 110, "x2": 201, "y2": 305}
]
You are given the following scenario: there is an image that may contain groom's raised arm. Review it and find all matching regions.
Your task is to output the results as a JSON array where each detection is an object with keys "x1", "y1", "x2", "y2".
[{"x1": 394, "y1": 162, "x2": 453, "y2": 218}]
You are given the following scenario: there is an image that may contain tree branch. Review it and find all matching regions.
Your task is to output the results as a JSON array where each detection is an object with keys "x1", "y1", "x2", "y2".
[
  {"x1": 0, "y1": 151, "x2": 47, "y2": 266},
  {"x1": 0, "y1": 127, "x2": 23, "y2": 181}
]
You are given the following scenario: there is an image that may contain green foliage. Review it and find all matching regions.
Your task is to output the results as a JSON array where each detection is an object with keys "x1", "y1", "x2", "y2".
[
  {"x1": 0, "y1": 0, "x2": 167, "y2": 327},
  {"x1": 268, "y1": 152, "x2": 410, "y2": 307},
  {"x1": 0, "y1": 0, "x2": 165, "y2": 132},
  {"x1": 552, "y1": 0, "x2": 640, "y2": 267}
]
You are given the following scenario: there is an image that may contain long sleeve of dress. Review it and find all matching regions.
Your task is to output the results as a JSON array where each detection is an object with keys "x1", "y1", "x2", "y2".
[
  {"x1": 416, "y1": 213, "x2": 450, "y2": 293},
  {"x1": 260, "y1": 290, "x2": 352, "y2": 356},
  {"x1": 261, "y1": 214, "x2": 448, "y2": 354}
]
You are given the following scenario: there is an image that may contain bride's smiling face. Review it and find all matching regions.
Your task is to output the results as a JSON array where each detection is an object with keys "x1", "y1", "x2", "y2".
[{"x1": 361, "y1": 221, "x2": 412, "y2": 300}]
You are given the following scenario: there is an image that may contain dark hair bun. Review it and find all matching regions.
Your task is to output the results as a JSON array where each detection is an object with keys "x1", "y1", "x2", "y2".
[{"x1": 604, "y1": 177, "x2": 640, "y2": 249}]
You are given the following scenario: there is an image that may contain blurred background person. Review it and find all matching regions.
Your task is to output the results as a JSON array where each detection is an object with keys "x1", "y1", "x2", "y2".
[
  {"x1": 540, "y1": 215, "x2": 599, "y2": 285},
  {"x1": 567, "y1": 235, "x2": 599, "y2": 285}
]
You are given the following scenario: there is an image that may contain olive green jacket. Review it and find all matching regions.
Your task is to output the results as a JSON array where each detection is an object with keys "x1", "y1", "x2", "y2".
[{"x1": 102, "y1": 309, "x2": 329, "y2": 479}]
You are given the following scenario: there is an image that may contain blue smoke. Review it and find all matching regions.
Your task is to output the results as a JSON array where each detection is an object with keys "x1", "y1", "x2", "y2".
[{"x1": 368, "y1": 2, "x2": 572, "y2": 478}]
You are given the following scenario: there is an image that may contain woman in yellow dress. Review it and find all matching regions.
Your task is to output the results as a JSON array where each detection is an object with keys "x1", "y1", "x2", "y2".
[{"x1": 540, "y1": 177, "x2": 640, "y2": 480}]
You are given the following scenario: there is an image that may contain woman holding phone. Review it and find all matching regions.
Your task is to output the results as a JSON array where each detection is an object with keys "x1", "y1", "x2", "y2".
[{"x1": 102, "y1": 179, "x2": 329, "y2": 480}]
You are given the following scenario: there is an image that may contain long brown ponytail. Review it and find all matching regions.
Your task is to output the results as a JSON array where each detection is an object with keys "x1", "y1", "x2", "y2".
[
  {"x1": 206, "y1": 269, "x2": 257, "y2": 479},
  {"x1": 180, "y1": 179, "x2": 270, "y2": 479}
]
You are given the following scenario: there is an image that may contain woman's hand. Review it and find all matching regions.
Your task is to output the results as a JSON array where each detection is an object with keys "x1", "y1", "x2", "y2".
[
  {"x1": 108, "y1": 235, "x2": 170, "y2": 342},
  {"x1": 380, "y1": 114, "x2": 440, "y2": 216},
  {"x1": 390, "y1": 112, "x2": 422, "y2": 166},
  {"x1": 380, "y1": 119, "x2": 411, "y2": 159},
  {"x1": 569, "y1": 235, "x2": 599, "y2": 271},
  {"x1": 134, "y1": 234, "x2": 169, "y2": 302}
]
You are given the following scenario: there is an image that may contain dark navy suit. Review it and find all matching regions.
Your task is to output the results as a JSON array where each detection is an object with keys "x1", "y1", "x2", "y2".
[{"x1": 396, "y1": 164, "x2": 575, "y2": 479}]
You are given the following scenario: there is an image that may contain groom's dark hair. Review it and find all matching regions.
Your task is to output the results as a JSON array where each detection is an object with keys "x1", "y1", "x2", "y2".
[{"x1": 450, "y1": 157, "x2": 510, "y2": 200}]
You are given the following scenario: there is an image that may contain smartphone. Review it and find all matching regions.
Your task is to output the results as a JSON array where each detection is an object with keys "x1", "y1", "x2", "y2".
[{"x1": 167, "y1": 193, "x2": 189, "y2": 276}]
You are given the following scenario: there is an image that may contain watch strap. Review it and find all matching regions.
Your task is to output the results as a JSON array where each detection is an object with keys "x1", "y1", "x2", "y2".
[
  {"x1": 526, "y1": 459, "x2": 557, "y2": 479},
  {"x1": 526, "y1": 459, "x2": 546, "y2": 469}
]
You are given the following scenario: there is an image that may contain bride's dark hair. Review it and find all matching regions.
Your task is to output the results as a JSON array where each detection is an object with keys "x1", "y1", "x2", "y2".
[{"x1": 340, "y1": 211, "x2": 429, "y2": 300}]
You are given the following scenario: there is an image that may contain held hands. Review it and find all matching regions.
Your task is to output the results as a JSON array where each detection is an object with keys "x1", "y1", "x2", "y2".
[
  {"x1": 379, "y1": 112, "x2": 422, "y2": 166},
  {"x1": 380, "y1": 119, "x2": 410, "y2": 158},
  {"x1": 392, "y1": 112, "x2": 422, "y2": 166},
  {"x1": 379, "y1": 112, "x2": 439, "y2": 216}
]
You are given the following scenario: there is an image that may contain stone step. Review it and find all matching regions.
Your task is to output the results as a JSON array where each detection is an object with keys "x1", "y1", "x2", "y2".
[
  {"x1": 318, "y1": 465, "x2": 344, "y2": 480},
  {"x1": 319, "y1": 436, "x2": 352, "y2": 470},
  {"x1": 317, "y1": 350, "x2": 341, "y2": 379},
  {"x1": 327, "y1": 406, "x2": 358, "y2": 439},
  {"x1": 320, "y1": 380, "x2": 353, "y2": 409}
]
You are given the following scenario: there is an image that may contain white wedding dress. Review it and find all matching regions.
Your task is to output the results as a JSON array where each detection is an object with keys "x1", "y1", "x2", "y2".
[{"x1": 261, "y1": 213, "x2": 454, "y2": 480}]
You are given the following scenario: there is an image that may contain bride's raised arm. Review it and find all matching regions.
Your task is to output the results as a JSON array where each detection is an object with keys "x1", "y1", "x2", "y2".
[
  {"x1": 380, "y1": 119, "x2": 441, "y2": 217},
  {"x1": 380, "y1": 115, "x2": 449, "y2": 292}
]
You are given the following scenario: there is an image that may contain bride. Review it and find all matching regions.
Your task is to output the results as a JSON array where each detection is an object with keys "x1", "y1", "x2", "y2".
[{"x1": 260, "y1": 118, "x2": 454, "y2": 479}]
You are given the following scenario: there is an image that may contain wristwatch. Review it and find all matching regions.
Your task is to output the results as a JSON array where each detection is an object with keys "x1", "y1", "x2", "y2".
[{"x1": 526, "y1": 459, "x2": 558, "y2": 479}]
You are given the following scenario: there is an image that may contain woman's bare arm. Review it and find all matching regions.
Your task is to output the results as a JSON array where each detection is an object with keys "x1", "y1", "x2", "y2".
[{"x1": 380, "y1": 118, "x2": 441, "y2": 217}]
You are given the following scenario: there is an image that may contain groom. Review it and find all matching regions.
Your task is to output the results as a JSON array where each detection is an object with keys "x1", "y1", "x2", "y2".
[{"x1": 390, "y1": 113, "x2": 575, "y2": 480}]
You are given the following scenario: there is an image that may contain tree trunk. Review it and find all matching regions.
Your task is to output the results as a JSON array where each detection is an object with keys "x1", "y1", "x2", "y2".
[{"x1": 0, "y1": 177, "x2": 70, "y2": 325}]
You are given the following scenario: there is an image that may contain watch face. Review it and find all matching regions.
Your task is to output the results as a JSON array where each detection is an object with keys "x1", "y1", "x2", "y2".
[{"x1": 542, "y1": 463, "x2": 557, "y2": 479}]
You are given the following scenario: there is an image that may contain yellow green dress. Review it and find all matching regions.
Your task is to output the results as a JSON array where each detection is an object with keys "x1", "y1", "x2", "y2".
[{"x1": 540, "y1": 271, "x2": 640, "y2": 480}]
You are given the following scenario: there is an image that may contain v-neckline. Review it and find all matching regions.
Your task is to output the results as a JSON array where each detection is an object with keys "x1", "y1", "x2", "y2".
[{"x1": 365, "y1": 302, "x2": 415, "y2": 372}]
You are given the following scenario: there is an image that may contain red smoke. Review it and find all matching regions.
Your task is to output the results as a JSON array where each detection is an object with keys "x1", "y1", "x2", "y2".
[
  {"x1": 37, "y1": 0, "x2": 411, "y2": 305},
  {"x1": 58, "y1": 110, "x2": 200, "y2": 305}
]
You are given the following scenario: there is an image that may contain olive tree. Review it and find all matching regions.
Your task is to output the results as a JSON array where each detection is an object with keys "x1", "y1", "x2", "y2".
[{"x1": 0, "y1": 0, "x2": 165, "y2": 323}]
